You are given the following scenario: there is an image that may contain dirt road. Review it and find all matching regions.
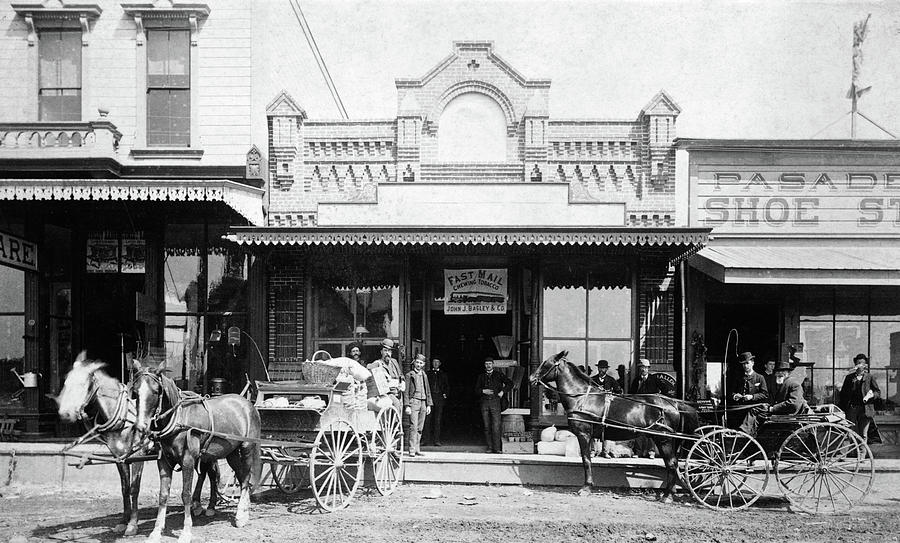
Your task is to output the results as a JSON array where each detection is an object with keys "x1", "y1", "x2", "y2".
[{"x1": 2, "y1": 475, "x2": 900, "y2": 543}]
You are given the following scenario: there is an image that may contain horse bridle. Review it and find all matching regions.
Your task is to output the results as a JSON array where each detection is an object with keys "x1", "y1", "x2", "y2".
[{"x1": 531, "y1": 355, "x2": 562, "y2": 387}]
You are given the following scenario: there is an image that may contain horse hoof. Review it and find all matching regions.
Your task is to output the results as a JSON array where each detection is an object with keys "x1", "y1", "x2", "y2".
[
  {"x1": 124, "y1": 523, "x2": 139, "y2": 536},
  {"x1": 577, "y1": 487, "x2": 591, "y2": 497},
  {"x1": 204, "y1": 508, "x2": 216, "y2": 518},
  {"x1": 177, "y1": 532, "x2": 193, "y2": 543},
  {"x1": 235, "y1": 513, "x2": 249, "y2": 528},
  {"x1": 114, "y1": 523, "x2": 127, "y2": 533},
  {"x1": 660, "y1": 494, "x2": 673, "y2": 504},
  {"x1": 146, "y1": 531, "x2": 162, "y2": 543},
  {"x1": 191, "y1": 505, "x2": 204, "y2": 516}
]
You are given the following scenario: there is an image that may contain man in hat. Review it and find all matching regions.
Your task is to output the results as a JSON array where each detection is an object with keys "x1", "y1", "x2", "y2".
[
  {"x1": 726, "y1": 351, "x2": 769, "y2": 435},
  {"x1": 593, "y1": 360, "x2": 622, "y2": 394},
  {"x1": 424, "y1": 356, "x2": 449, "y2": 446},
  {"x1": 367, "y1": 338, "x2": 405, "y2": 414},
  {"x1": 838, "y1": 353, "x2": 881, "y2": 443},
  {"x1": 403, "y1": 353, "x2": 432, "y2": 456},
  {"x1": 629, "y1": 359, "x2": 673, "y2": 396},
  {"x1": 475, "y1": 357, "x2": 511, "y2": 453},
  {"x1": 767, "y1": 360, "x2": 808, "y2": 415}
]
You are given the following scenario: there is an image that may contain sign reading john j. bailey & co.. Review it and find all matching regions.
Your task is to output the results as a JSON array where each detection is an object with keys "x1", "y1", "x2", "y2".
[
  {"x1": 0, "y1": 230, "x2": 38, "y2": 272},
  {"x1": 694, "y1": 168, "x2": 900, "y2": 234},
  {"x1": 444, "y1": 269, "x2": 508, "y2": 314}
]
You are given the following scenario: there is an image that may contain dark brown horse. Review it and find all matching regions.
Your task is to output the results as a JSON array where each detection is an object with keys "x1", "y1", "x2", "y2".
[
  {"x1": 529, "y1": 350, "x2": 699, "y2": 498},
  {"x1": 132, "y1": 366, "x2": 261, "y2": 543}
]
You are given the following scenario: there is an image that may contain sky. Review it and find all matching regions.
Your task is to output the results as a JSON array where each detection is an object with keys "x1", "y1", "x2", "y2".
[{"x1": 251, "y1": 0, "x2": 900, "y2": 146}]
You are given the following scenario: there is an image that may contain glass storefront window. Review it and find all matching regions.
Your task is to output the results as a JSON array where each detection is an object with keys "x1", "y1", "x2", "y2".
[
  {"x1": 542, "y1": 286, "x2": 586, "y2": 337},
  {"x1": 0, "y1": 266, "x2": 25, "y2": 408},
  {"x1": 208, "y1": 251, "x2": 248, "y2": 313},
  {"x1": 588, "y1": 287, "x2": 631, "y2": 338},
  {"x1": 835, "y1": 322, "x2": 868, "y2": 369},
  {"x1": 870, "y1": 321, "x2": 900, "y2": 370}
]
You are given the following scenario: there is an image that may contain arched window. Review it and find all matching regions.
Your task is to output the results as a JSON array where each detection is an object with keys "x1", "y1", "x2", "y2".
[{"x1": 437, "y1": 93, "x2": 507, "y2": 162}]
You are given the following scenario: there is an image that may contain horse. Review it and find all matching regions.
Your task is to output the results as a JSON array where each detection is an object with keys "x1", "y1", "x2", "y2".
[
  {"x1": 132, "y1": 365, "x2": 261, "y2": 543},
  {"x1": 529, "y1": 350, "x2": 699, "y2": 499},
  {"x1": 56, "y1": 353, "x2": 221, "y2": 536}
]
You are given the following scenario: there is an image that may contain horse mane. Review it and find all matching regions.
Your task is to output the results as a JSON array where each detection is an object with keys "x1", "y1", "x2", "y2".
[{"x1": 564, "y1": 359, "x2": 595, "y2": 383}]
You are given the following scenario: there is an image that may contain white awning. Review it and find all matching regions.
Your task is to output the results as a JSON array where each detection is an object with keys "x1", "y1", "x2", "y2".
[{"x1": 690, "y1": 242, "x2": 900, "y2": 285}]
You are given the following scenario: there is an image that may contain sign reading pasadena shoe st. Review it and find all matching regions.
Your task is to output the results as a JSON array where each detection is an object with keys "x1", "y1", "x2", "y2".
[
  {"x1": 694, "y1": 169, "x2": 900, "y2": 233},
  {"x1": 0, "y1": 230, "x2": 38, "y2": 272},
  {"x1": 444, "y1": 269, "x2": 508, "y2": 315}
]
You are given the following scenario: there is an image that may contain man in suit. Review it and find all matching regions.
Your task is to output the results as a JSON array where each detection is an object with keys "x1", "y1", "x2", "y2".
[
  {"x1": 593, "y1": 359, "x2": 623, "y2": 394},
  {"x1": 367, "y1": 338, "x2": 405, "y2": 414},
  {"x1": 838, "y1": 353, "x2": 882, "y2": 443},
  {"x1": 761, "y1": 360, "x2": 777, "y2": 398},
  {"x1": 726, "y1": 351, "x2": 769, "y2": 435},
  {"x1": 403, "y1": 353, "x2": 432, "y2": 457},
  {"x1": 767, "y1": 360, "x2": 808, "y2": 415},
  {"x1": 475, "y1": 357, "x2": 511, "y2": 454},
  {"x1": 630, "y1": 359, "x2": 674, "y2": 396},
  {"x1": 425, "y1": 356, "x2": 449, "y2": 446}
]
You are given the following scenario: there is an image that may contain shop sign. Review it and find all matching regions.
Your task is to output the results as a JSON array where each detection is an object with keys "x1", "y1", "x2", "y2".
[
  {"x1": 695, "y1": 169, "x2": 900, "y2": 234},
  {"x1": 86, "y1": 238, "x2": 119, "y2": 273},
  {"x1": 0, "y1": 230, "x2": 38, "y2": 272},
  {"x1": 444, "y1": 268, "x2": 508, "y2": 315}
]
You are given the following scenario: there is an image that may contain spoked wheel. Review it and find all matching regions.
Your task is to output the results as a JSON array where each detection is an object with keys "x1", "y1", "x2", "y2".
[
  {"x1": 683, "y1": 428, "x2": 770, "y2": 511},
  {"x1": 775, "y1": 422, "x2": 874, "y2": 514},
  {"x1": 271, "y1": 462, "x2": 308, "y2": 494},
  {"x1": 309, "y1": 419, "x2": 363, "y2": 511},
  {"x1": 373, "y1": 406, "x2": 404, "y2": 496},
  {"x1": 677, "y1": 425, "x2": 726, "y2": 482}
]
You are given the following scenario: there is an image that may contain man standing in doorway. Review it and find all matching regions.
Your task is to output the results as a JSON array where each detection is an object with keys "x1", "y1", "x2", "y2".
[
  {"x1": 475, "y1": 357, "x2": 511, "y2": 454},
  {"x1": 404, "y1": 353, "x2": 432, "y2": 457},
  {"x1": 425, "y1": 356, "x2": 449, "y2": 446},
  {"x1": 761, "y1": 359, "x2": 777, "y2": 397},
  {"x1": 838, "y1": 353, "x2": 881, "y2": 443}
]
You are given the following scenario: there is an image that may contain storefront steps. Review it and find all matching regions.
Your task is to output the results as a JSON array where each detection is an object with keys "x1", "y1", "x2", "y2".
[{"x1": 3, "y1": 442, "x2": 900, "y2": 493}]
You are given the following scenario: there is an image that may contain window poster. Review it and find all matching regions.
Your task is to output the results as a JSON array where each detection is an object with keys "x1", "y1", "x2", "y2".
[
  {"x1": 121, "y1": 239, "x2": 146, "y2": 274},
  {"x1": 444, "y1": 268, "x2": 508, "y2": 315},
  {"x1": 86, "y1": 238, "x2": 118, "y2": 273}
]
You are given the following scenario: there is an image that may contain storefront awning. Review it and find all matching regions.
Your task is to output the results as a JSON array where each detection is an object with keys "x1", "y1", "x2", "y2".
[
  {"x1": 0, "y1": 179, "x2": 265, "y2": 226},
  {"x1": 690, "y1": 242, "x2": 900, "y2": 285},
  {"x1": 224, "y1": 226, "x2": 709, "y2": 247}
]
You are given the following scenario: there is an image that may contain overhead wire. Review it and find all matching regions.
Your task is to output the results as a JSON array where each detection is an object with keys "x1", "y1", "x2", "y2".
[{"x1": 287, "y1": 0, "x2": 349, "y2": 119}]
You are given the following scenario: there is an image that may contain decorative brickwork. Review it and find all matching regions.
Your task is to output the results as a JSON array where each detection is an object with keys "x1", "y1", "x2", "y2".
[{"x1": 265, "y1": 41, "x2": 681, "y2": 228}]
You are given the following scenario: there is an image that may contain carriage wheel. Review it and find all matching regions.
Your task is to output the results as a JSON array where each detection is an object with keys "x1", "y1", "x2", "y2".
[
  {"x1": 695, "y1": 425, "x2": 725, "y2": 436},
  {"x1": 271, "y1": 462, "x2": 308, "y2": 494},
  {"x1": 775, "y1": 422, "x2": 874, "y2": 514},
  {"x1": 373, "y1": 406, "x2": 404, "y2": 496},
  {"x1": 683, "y1": 428, "x2": 769, "y2": 511},
  {"x1": 309, "y1": 419, "x2": 363, "y2": 511}
]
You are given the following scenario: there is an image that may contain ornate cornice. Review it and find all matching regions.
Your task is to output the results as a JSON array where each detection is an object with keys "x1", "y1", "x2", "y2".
[
  {"x1": 120, "y1": 1, "x2": 210, "y2": 46},
  {"x1": 12, "y1": 1, "x2": 103, "y2": 46},
  {"x1": 225, "y1": 227, "x2": 709, "y2": 248},
  {"x1": 0, "y1": 178, "x2": 264, "y2": 226}
]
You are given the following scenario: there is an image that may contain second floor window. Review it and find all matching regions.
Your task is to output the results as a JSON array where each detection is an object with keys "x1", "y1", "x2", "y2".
[
  {"x1": 147, "y1": 29, "x2": 190, "y2": 147},
  {"x1": 39, "y1": 30, "x2": 81, "y2": 121}
]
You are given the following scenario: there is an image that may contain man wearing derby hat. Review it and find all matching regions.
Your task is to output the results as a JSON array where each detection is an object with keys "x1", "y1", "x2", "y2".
[
  {"x1": 367, "y1": 338, "x2": 405, "y2": 414},
  {"x1": 767, "y1": 360, "x2": 808, "y2": 415},
  {"x1": 726, "y1": 351, "x2": 769, "y2": 435},
  {"x1": 838, "y1": 353, "x2": 881, "y2": 443},
  {"x1": 593, "y1": 360, "x2": 622, "y2": 394}
]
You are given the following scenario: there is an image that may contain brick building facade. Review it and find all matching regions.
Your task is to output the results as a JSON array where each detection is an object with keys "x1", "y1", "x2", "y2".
[{"x1": 230, "y1": 42, "x2": 706, "y2": 437}]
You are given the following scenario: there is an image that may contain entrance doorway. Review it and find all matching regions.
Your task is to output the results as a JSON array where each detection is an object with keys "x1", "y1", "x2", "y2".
[
  {"x1": 82, "y1": 274, "x2": 144, "y2": 381},
  {"x1": 428, "y1": 310, "x2": 512, "y2": 447},
  {"x1": 705, "y1": 303, "x2": 780, "y2": 370}
]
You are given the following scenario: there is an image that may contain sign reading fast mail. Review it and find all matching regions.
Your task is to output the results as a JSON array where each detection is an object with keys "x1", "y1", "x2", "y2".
[
  {"x1": 0, "y1": 230, "x2": 38, "y2": 272},
  {"x1": 694, "y1": 168, "x2": 900, "y2": 234},
  {"x1": 444, "y1": 268, "x2": 508, "y2": 315}
]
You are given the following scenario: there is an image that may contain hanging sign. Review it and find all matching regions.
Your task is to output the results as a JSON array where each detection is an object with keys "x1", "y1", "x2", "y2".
[
  {"x1": 444, "y1": 268, "x2": 508, "y2": 315},
  {"x1": 0, "y1": 230, "x2": 38, "y2": 272},
  {"x1": 86, "y1": 238, "x2": 119, "y2": 273}
]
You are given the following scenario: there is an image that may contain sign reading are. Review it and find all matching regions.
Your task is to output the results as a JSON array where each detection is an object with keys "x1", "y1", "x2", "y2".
[
  {"x1": 444, "y1": 268, "x2": 508, "y2": 315},
  {"x1": 695, "y1": 169, "x2": 900, "y2": 233},
  {"x1": 0, "y1": 230, "x2": 38, "y2": 272}
]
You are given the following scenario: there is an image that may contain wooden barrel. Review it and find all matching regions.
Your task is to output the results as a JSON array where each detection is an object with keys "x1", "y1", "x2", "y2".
[{"x1": 501, "y1": 413, "x2": 526, "y2": 435}]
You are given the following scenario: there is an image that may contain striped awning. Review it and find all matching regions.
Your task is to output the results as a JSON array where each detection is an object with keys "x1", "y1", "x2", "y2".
[
  {"x1": 0, "y1": 178, "x2": 265, "y2": 226},
  {"x1": 224, "y1": 226, "x2": 709, "y2": 247}
]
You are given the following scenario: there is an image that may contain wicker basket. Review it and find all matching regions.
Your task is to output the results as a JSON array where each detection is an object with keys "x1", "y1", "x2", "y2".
[{"x1": 301, "y1": 360, "x2": 342, "y2": 385}]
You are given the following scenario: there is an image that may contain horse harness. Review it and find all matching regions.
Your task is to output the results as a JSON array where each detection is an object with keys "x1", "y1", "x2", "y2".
[
  {"x1": 62, "y1": 376, "x2": 142, "y2": 462},
  {"x1": 136, "y1": 372, "x2": 218, "y2": 458}
]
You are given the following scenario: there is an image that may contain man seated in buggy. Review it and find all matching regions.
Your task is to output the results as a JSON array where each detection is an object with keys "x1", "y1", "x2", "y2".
[
  {"x1": 725, "y1": 351, "x2": 769, "y2": 435},
  {"x1": 765, "y1": 360, "x2": 808, "y2": 416}
]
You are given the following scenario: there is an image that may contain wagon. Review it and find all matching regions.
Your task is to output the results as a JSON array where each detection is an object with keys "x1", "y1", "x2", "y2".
[
  {"x1": 251, "y1": 372, "x2": 404, "y2": 511},
  {"x1": 679, "y1": 405, "x2": 875, "y2": 513}
]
